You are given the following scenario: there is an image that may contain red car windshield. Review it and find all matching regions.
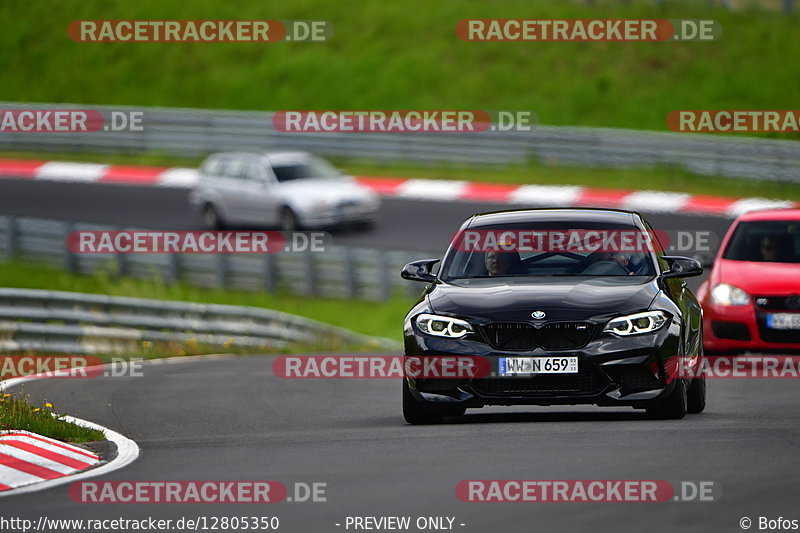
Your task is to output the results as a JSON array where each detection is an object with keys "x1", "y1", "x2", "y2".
[{"x1": 722, "y1": 220, "x2": 800, "y2": 263}]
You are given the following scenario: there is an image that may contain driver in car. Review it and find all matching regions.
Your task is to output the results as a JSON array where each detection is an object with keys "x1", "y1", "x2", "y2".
[{"x1": 484, "y1": 250, "x2": 521, "y2": 276}]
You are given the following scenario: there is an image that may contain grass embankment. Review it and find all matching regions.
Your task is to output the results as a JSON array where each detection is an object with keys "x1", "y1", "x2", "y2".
[
  {"x1": 0, "y1": 1, "x2": 798, "y2": 135},
  {"x1": 0, "y1": 391, "x2": 105, "y2": 443}
]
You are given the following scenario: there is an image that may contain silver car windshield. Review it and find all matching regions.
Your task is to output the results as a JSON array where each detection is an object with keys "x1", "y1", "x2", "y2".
[{"x1": 271, "y1": 157, "x2": 340, "y2": 182}]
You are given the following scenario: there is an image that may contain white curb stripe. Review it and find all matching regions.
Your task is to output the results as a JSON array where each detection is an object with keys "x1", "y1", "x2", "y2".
[
  {"x1": 510, "y1": 185, "x2": 583, "y2": 206},
  {"x1": 0, "y1": 464, "x2": 44, "y2": 488},
  {"x1": 157, "y1": 167, "x2": 199, "y2": 188},
  {"x1": 727, "y1": 197, "x2": 797, "y2": 218},
  {"x1": 396, "y1": 179, "x2": 468, "y2": 200},
  {"x1": 34, "y1": 162, "x2": 109, "y2": 183},
  {"x1": 623, "y1": 191, "x2": 690, "y2": 213}
]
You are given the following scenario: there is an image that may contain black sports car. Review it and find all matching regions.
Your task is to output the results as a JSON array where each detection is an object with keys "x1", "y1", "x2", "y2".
[{"x1": 401, "y1": 208, "x2": 705, "y2": 424}]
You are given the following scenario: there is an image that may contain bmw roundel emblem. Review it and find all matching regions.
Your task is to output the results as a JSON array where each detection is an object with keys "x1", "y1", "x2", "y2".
[{"x1": 531, "y1": 310, "x2": 546, "y2": 319}]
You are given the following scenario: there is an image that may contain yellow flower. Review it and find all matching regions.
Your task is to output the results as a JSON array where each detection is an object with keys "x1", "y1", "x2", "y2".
[
  {"x1": 33, "y1": 408, "x2": 40, "y2": 412},
  {"x1": 45, "y1": 402, "x2": 53, "y2": 408}
]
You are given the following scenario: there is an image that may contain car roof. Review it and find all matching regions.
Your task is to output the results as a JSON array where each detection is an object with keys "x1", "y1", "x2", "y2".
[
  {"x1": 736, "y1": 207, "x2": 800, "y2": 222},
  {"x1": 464, "y1": 208, "x2": 641, "y2": 228},
  {"x1": 207, "y1": 151, "x2": 313, "y2": 164}
]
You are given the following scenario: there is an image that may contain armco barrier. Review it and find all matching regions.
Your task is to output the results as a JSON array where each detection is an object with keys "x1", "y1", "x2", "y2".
[
  {"x1": 0, "y1": 288, "x2": 399, "y2": 354},
  {"x1": 1, "y1": 102, "x2": 799, "y2": 182},
  {"x1": 0, "y1": 216, "x2": 428, "y2": 302}
]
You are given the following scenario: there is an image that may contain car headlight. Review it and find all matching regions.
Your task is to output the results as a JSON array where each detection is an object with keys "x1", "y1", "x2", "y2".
[
  {"x1": 415, "y1": 313, "x2": 473, "y2": 338},
  {"x1": 604, "y1": 311, "x2": 669, "y2": 336},
  {"x1": 710, "y1": 283, "x2": 750, "y2": 306}
]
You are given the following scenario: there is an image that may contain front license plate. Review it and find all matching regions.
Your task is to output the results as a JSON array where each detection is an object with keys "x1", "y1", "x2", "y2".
[
  {"x1": 767, "y1": 313, "x2": 800, "y2": 330},
  {"x1": 498, "y1": 356, "x2": 578, "y2": 375}
]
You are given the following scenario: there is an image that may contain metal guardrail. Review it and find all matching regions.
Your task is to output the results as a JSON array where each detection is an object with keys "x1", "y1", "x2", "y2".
[
  {"x1": 1, "y1": 102, "x2": 799, "y2": 183},
  {"x1": 0, "y1": 216, "x2": 428, "y2": 302},
  {"x1": 0, "y1": 288, "x2": 399, "y2": 354}
]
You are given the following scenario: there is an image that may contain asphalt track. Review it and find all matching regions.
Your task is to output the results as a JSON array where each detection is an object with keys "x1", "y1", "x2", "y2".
[
  {"x1": 2, "y1": 355, "x2": 800, "y2": 532},
  {"x1": 0, "y1": 178, "x2": 777, "y2": 532}
]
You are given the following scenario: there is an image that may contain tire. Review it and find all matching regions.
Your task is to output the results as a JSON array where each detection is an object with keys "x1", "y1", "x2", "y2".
[
  {"x1": 687, "y1": 376, "x2": 706, "y2": 414},
  {"x1": 202, "y1": 204, "x2": 225, "y2": 230},
  {"x1": 646, "y1": 378, "x2": 687, "y2": 420},
  {"x1": 279, "y1": 207, "x2": 300, "y2": 232},
  {"x1": 402, "y1": 380, "x2": 444, "y2": 425}
]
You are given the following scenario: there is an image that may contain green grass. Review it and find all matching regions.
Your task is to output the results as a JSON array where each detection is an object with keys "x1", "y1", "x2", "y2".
[
  {"x1": 1, "y1": 1, "x2": 799, "y2": 135},
  {"x1": 0, "y1": 390, "x2": 105, "y2": 443},
  {"x1": 0, "y1": 259, "x2": 414, "y2": 342},
  {"x1": 3, "y1": 148, "x2": 799, "y2": 202}
]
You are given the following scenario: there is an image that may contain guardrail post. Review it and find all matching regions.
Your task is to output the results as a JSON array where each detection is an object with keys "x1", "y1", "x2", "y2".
[
  {"x1": 63, "y1": 221, "x2": 78, "y2": 273},
  {"x1": 344, "y1": 247, "x2": 358, "y2": 299},
  {"x1": 305, "y1": 250, "x2": 318, "y2": 296},
  {"x1": 217, "y1": 253, "x2": 230, "y2": 287},
  {"x1": 3, "y1": 216, "x2": 18, "y2": 259},
  {"x1": 378, "y1": 250, "x2": 391, "y2": 301},
  {"x1": 169, "y1": 253, "x2": 182, "y2": 282},
  {"x1": 262, "y1": 253, "x2": 277, "y2": 292}
]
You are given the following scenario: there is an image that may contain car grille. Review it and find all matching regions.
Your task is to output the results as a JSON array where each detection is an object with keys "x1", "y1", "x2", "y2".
[
  {"x1": 471, "y1": 366, "x2": 603, "y2": 396},
  {"x1": 712, "y1": 321, "x2": 751, "y2": 341},
  {"x1": 755, "y1": 294, "x2": 800, "y2": 311},
  {"x1": 481, "y1": 322, "x2": 595, "y2": 351}
]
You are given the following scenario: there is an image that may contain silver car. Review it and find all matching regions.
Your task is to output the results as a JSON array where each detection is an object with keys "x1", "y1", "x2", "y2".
[{"x1": 190, "y1": 151, "x2": 381, "y2": 230}]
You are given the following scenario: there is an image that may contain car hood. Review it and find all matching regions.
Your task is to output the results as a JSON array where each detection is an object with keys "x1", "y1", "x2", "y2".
[
  {"x1": 714, "y1": 259, "x2": 800, "y2": 295},
  {"x1": 279, "y1": 177, "x2": 374, "y2": 202},
  {"x1": 427, "y1": 277, "x2": 660, "y2": 322}
]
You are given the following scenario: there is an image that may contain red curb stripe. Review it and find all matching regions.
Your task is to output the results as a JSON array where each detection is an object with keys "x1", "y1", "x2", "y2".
[
  {"x1": 680, "y1": 195, "x2": 739, "y2": 215},
  {"x1": 0, "y1": 482, "x2": 11, "y2": 491},
  {"x1": 354, "y1": 176, "x2": 406, "y2": 195},
  {"x1": 0, "y1": 440, "x2": 95, "y2": 469},
  {"x1": 99, "y1": 165, "x2": 169, "y2": 184},
  {"x1": 0, "y1": 452, "x2": 64, "y2": 480},
  {"x1": 460, "y1": 182, "x2": 517, "y2": 202},
  {"x1": 0, "y1": 159, "x2": 46, "y2": 177},
  {"x1": 2, "y1": 433, "x2": 99, "y2": 460},
  {"x1": 574, "y1": 187, "x2": 633, "y2": 207}
]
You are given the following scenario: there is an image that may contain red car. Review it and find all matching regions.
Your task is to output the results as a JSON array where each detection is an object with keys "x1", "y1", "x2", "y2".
[{"x1": 698, "y1": 208, "x2": 800, "y2": 353}]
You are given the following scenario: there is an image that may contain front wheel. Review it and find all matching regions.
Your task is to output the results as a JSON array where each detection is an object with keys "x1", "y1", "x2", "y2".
[
  {"x1": 402, "y1": 380, "x2": 444, "y2": 425},
  {"x1": 687, "y1": 376, "x2": 706, "y2": 414},
  {"x1": 202, "y1": 204, "x2": 225, "y2": 230},
  {"x1": 646, "y1": 379, "x2": 687, "y2": 420},
  {"x1": 278, "y1": 207, "x2": 300, "y2": 231}
]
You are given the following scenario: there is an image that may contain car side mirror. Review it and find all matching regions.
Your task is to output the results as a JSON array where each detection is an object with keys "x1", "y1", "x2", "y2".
[
  {"x1": 662, "y1": 255, "x2": 703, "y2": 279},
  {"x1": 401, "y1": 259, "x2": 440, "y2": 283}
]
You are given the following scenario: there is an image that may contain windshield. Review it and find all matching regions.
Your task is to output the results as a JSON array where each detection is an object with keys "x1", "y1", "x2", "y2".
[
  {"x1": 270, "y1": 156, "x2": 340, "y2": 182},
  {"x1": 722, "y1": 220, "x2": 800, "y2": 263},
  {"x1": 440, "y1": 222, "x2": 658, "y2": 279}
]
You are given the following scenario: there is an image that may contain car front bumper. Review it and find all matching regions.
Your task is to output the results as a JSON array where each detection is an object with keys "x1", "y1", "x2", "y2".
[
  {"x1": 703, "y1": 302, "x2": 800, "y2": 353},
  {"x1": 404, "y1": 325, "x2": 690, "y2": 409}
]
